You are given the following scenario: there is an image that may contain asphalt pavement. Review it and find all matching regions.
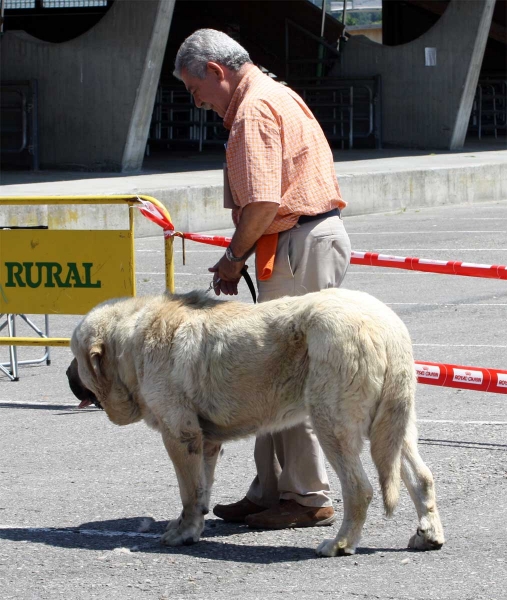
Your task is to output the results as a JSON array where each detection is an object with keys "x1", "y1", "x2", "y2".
[{"x1": 1, "y1": 200, "x2": 506, "y2": 600}]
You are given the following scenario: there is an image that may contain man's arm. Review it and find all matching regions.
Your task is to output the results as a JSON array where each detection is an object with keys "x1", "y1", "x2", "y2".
[
  {"x1": 210, "y1": 110, "x2": 282, "y2": 295},
  {"x1": 230, "y1": 201, "x2": 279, "y2": 257},
  {"x1": 209, "y1": 201, "x2": 279, "y2": 296}
]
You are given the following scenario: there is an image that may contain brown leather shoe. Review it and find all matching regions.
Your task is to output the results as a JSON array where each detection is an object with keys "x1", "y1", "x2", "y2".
[
  {"x1": 213, "y1": 497, "x2": 266, "y2": 523},
  {"x1": 245, "y1": 499, "x2": 336, "y2": 529}
]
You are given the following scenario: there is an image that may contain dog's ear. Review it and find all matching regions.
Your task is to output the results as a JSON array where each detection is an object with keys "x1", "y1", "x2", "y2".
[{"x1": 90, "y1": 344, "x2": 103, "y2": 378}]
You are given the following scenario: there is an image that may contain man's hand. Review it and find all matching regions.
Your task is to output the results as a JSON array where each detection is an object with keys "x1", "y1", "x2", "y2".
[{"x1": 208, "y1": 255, "x2": 244, "y2": 296}]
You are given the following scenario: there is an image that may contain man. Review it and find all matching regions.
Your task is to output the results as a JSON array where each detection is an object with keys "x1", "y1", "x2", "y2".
[{"x1": 174, "y1": 29, "x2": 351, "y2": 529}]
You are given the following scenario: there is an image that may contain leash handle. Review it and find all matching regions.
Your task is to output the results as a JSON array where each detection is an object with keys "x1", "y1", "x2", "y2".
[{"x1": 241, "y1": 267, "x2": 257, "y2": 304}]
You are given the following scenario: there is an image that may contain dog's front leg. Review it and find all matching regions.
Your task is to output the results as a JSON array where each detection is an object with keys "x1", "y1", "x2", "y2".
[
  {"x1": 160, "y1": 429, "x2": 207, "y2": 546},
  {"x1": 203, "y1": 440, "x2": 222, "y2": 511}
]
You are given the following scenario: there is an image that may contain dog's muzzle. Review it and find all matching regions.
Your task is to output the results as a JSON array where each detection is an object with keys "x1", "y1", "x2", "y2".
[{"x1": 66, "y1": 358, "x2": 103, "y2": 410}]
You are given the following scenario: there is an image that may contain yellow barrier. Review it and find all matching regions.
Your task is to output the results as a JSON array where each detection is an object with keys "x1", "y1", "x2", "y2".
[
  {"x1": 5, "y1": 337, "x2": 71, "y2": 347},
  {"x1": 0, "y1": 195, "x2": 174, "y2": 356}
]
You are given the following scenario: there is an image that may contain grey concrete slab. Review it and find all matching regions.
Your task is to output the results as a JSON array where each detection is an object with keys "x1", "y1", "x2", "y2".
[{"x1": 1, "y1": 201, "x2": 506, "y2": 600}]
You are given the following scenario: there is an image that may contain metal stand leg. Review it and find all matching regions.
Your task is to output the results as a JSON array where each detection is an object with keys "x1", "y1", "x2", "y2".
[
  {"x1": 45, "y1": 314, "x2": 51, "y2": 365},
  {"x1": 15, "y1": 315, "x2": 50, "y2": 366},
  {"x1": 8, "y1": 315, "x2": 19, "y2": 380},
  {"x1": 0, "y1": 315, "x2": 19, "y2": 381},
  {"x1": 0, "y1": 314, "x2": 15, "y2": 380},
  {"x1": 0, "y1": 313, "x2": 50, "y2": 381}
]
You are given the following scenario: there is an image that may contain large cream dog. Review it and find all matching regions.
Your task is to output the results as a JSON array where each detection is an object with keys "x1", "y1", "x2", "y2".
[{"x1": 67, "y1": 288, "x2": 445, "y2": 556}]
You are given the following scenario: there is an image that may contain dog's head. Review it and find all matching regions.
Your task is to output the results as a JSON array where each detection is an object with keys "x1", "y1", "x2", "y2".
[{"x1": 68, "y1": 301, "x2": 143, "y2": 426}]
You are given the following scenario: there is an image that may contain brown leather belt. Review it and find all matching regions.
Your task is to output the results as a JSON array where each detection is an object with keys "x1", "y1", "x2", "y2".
[{"x1": 298, "y1": 208, "x2": 340, "y2": 225}]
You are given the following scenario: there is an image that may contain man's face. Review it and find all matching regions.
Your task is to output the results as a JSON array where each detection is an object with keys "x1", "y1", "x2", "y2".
[{"x1": 180, "y1": 63, "x2": 231, "y2": 118}]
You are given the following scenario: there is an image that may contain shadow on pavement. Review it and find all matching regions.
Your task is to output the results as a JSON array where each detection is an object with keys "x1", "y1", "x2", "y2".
[
  {"x1": 419, "y1": 437, "x2": 507, "y2": 450},
  {"x1": 0, "y1": 402, "x2": 98, "y2": 413},
  {"x1": 0, "y1": 516, "x2": 408, "y2": 562}
]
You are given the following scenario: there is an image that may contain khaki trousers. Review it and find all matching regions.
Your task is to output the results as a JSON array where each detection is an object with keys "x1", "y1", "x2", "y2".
[{"x1": 247, "y1": 215, "x2": 351, "y2": 508}]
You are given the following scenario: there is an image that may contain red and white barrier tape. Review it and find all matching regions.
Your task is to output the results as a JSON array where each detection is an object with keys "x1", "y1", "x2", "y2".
[
  {"x1": 167, "y1": 231, "x2": 230, "y2": 248},
  {"x1": 163, "y1": 233, "x2": 507, "y2": 281},
  {"x1": 137, "y1": 200, "x2": 507, "y2": 281},
  {"x1": 351, "y1": 251, "x2": 507, "y2": 280},
  {"x1": 136, "y1": 197, "x2": 174, "y2": 231},
  {"x1": 415, "y1": 361, "x2": 507, "y2": 394}
]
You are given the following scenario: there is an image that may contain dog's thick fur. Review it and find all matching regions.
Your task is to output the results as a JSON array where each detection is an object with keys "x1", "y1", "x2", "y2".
[{"x1": 67, "y1": 288, "x2": 444, "y2": 556}]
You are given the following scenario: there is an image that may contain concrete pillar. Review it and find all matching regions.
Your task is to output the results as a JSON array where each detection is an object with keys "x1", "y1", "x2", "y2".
[
  {"x1": 330, "y1": 0, "x2": 496, "y2": 149},
  {"x1": 0, "y1": 0, "x2": 175, "y2": 171},
  {"x1": 122, "y1": 1, "x2": 175, "y2": 171},
  {"x1": 449, "y1": 0, "x2": 497, "y2": 149}
]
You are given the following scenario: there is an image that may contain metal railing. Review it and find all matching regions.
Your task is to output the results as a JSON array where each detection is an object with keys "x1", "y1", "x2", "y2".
[
  {"x1": 284, "y1": 18, "x2": 381, "y2": 149},
  {"x1": 284, "y1": 18, "x2": 342, "y2": 84},
  {"x1": 147, "y1": 17, "x2": 381, "y2": 151},
  {"x1": 293, "y1": 77, "x2": 382, "y2": 149},
  {"x1": 468, "y1": 78, "x2": 507, "y2": 139},
  {"x1": 147, "y1": 85, "x2": 226, "y2": 154}
]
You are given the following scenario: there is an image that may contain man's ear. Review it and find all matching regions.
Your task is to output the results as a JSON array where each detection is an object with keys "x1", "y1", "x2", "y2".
[
  {"x1": 207, "y1": 61, "x2": 225, "y2": 81},
  {"x1": 90, "y1": 344, "x2": 103, "y2": 378}
]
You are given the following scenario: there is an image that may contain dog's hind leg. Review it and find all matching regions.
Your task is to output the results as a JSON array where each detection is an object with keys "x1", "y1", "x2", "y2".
[
  {"x1": 160, "y1": 428, "x2": 207, "y2": 546},
  {"x1": 401, "y1": 420, "x2": 445, "y2": 551},
  {"x1": 311, "y1": 410, "x2": 373, "y2": 557}
]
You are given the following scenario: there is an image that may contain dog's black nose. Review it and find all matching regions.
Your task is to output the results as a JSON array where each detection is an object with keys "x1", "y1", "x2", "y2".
[{"x1": 66, "y1": 358, "x2": 103, "y2": 409}]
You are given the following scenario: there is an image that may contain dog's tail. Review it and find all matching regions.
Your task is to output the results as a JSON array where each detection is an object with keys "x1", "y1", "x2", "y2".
[{"x1": 369, "y1": 360, "x2": 415, "y2": 517}]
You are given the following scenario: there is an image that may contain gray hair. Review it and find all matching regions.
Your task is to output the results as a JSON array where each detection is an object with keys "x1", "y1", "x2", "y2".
[{"x1": 174, "y1": 29, "x2": 252, "y2": 80}]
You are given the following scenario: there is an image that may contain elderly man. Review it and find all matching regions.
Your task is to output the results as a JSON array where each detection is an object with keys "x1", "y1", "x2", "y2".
[{"x1": 174, "y1": 29, "x2": 351, "y2": 529}]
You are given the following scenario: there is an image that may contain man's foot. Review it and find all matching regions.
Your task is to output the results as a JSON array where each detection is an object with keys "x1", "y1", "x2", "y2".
[
  {"x1": 213, "y1": 497, "x2": 266, "y2": 523},
  {"x1": 245, "y1": 499, "x2": 336, "y2": 530}
]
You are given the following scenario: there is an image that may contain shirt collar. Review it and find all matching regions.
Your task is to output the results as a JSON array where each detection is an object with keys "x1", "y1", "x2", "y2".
[{"x1": 223, "y1": 65, "x2": 263, "y2": 130}]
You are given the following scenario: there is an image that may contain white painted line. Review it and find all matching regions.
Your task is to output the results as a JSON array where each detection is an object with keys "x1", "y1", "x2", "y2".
[
  {"x1": 347, "y1": 270, "x2": 504, "y2": 275},
  {"x1": 388, "y1": 303, "x2": 507, "y2": 307},
  {"x1": 419, "y1": 419, "x2": 507, "y2": 425},
  {"x1": 414, "y1": 343, "x2": 507, "y2": 348},
  {"x1": 349, "y1": 231, "x2": 505, "y2": 235},
  {"x1": 136, "y1": 272, "x2": 199, "y2": 276},
  {"x1": 136, "y1": 249, "x2": 222, "y2": 254},
  {"x1": 359, "y1": 249, "x2": 507, "y2": 252},
  {"x1": 346, "y1": 272, "x2": 424, "y2": 275},
  {"x1": 1, "y1": 401, "x2": 78, "y2": 407},
  {"x1": 0, "y1": 526, "x2": 159, "y2": 540}
]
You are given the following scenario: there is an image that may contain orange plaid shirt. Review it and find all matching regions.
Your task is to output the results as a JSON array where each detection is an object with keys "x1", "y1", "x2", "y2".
[{"x1": 223, "y1": 66, "x2": 346, "y2": 235}]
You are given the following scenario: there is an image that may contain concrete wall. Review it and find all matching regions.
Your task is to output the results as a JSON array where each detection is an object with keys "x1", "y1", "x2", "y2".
[
  {"x1": 0, "y1": 0, "x2": 175, "y2": 171},
  {"x1": 331, "y1": 0, "x2": 496, "y2": 149}
]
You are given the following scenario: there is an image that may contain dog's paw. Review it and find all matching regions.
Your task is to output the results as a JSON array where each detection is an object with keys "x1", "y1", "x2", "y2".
[
  {"x1": 160, "y1": 518, "x2": 204, "y2": 547},
  {"x1": 408, "y1": 527, "x2": 444, "y2": 551},
  {"x1": 164, "y1": 518, "x2": 181, "y2": 532},
  {"x1": 316, "y1": 537, "x2": 356, "y2": 558},
  {"x1": 408, "y1": 515, "x2": 444, "y2": 551}
]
